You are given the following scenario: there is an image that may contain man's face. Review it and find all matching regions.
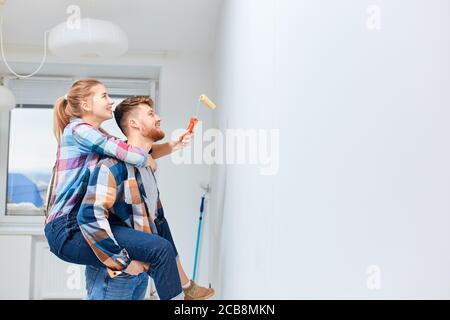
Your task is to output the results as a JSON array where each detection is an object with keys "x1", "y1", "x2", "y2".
[{"x1": 133, "y1": 103, "x2": 165, "y2": 142}]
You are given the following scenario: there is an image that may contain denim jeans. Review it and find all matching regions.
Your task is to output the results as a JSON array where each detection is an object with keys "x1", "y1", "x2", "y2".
[
  {"x1": 85, "y1": 265, "x2": 148, "y2": 300},
  {"x1": 44, "y1": 214, "x2": 182, "y2": 300},
  {"x1": 84, "y1": 214, "x2": 180, "y2": 300}
]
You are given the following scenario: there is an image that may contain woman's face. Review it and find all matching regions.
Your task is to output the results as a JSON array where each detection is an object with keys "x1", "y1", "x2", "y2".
[{"x1": 87, "y1": 84, "x2": 114, "y2": 123}]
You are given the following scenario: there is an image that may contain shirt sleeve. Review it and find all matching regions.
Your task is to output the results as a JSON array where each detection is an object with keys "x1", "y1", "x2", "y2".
[
  {"x1": 72, "y1": 122, "x2": 148, "y2": 167},
  {"x1": 44, "y1": 164, "x2": 57, "y2": 222},
  {"x1": 77, "y1": 163, "x2": 130, "y2": 271}
]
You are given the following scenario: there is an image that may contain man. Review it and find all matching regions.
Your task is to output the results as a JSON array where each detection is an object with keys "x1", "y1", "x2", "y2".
[{"x1": 78, "y1": 96, "x2": 214, "y2": 300}]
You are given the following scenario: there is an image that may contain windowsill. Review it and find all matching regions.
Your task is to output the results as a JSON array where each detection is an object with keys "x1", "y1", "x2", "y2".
[
  {"x1": 0, "y1": 213, "x2": 45, "y2": 235},
  {"x1": 7, "y1": 206, "x2": 44, "y2": 216}
]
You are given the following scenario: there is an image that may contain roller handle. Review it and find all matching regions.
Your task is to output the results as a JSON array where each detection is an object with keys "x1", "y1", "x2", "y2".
[
  {"x1": 179, "y1": 117, "x2": 198, "y2": 143},
  {"x1": 187, "y1": 117, "x2": 198, "y2": 134}
]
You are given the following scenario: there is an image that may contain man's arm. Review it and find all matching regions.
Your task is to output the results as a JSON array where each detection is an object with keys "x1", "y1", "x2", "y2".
[
  {"x1": 151, "y1": 130, "x2": 192, "y2": 159},
  {"x1": 77, "y1": 163, "x2": 130, "y2": 271},
  {"x1": 150, "y1": 142, "x2": 175, "y2": 159}
]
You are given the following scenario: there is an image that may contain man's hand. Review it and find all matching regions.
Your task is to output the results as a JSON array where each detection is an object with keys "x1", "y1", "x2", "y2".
[
  {"x1": 123, "y1": 260, "x2": 150, "y2": 275},
  {"x1": 171, "y1": 130, "x2": 193, "y2": 152}
]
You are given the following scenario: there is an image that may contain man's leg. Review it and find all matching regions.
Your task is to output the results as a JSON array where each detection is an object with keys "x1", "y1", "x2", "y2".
[
  {"x1": 85, "y1": 265, "x2": 148, "y2": 300},
  {"x1": 110, "y1": 224, "x2": 183, "y2": 300},
  {"x1": 176, "y1": 260, "x2": 190, "y2": 288},
  {"x1": 131, "y1": 272, "x2": 150, "y2": 300},
  {"x1": 155, "y1": 215, "x2": 215, "y2": 300}
]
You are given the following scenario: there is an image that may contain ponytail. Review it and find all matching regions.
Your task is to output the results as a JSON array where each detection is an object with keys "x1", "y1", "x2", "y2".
[{"x1": 53, "y1": 96, "x2": 70, "y2": 143}]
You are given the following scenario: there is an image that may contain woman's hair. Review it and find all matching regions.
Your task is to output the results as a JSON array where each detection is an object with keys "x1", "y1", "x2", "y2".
[{"x1": 53, "y1": 78, "x2": 103, "y2": 143}]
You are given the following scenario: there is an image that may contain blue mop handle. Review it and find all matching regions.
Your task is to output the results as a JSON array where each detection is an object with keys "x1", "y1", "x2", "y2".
[{"x1": 192, "y1": 196, "x2": 206, "y2": 281}]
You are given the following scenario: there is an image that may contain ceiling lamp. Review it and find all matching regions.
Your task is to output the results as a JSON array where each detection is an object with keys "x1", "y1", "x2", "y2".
[{"x1": 48, "y1": 18, "x2": 128, "y2": 58}]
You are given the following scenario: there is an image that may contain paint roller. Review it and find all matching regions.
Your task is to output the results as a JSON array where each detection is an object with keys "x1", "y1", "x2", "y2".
[{"x1": 186, "y1": 94, "x2": 217, "y2": 134}]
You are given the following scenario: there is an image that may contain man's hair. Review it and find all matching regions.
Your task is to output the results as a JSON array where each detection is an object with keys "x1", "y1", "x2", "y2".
[{"x1": 114, "y1": 96, "x2": 154, "y2": 135}]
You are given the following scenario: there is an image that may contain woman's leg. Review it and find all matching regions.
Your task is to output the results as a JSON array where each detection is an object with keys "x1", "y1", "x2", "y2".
[
  {"x1": 109, "y1": 224, "x2": 182, "y2": 300},
  {"x1": 46, "y1": 216, "x2": 182, "y2": 300},
  {"x1": 154, "y1": 215, "x2": 215, "y2": 299},
  {"x1": 45, "y1": 215, "x2": 105, "y2": 268},
  {"x1": 154, "y1": 215, "x2": 189, "y2": 285}
]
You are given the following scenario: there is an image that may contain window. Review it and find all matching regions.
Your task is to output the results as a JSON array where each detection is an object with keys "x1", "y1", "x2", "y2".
[
  {"x1": 2, "y1": 77, "x2": 155, "y2": 217},
  {"x1": 7, "y1": 107, "x2": 56, "y2": 215}
]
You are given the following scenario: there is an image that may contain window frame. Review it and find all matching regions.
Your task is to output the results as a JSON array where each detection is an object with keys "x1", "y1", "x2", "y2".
[{"x1": 0, "y1": 76, "x2": 158, "y2": 235}]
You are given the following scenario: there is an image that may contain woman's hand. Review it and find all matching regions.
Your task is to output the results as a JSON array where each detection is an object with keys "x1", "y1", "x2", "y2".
[{"x1": 123, "y1": 260, "x2": 149, "y2": 276}]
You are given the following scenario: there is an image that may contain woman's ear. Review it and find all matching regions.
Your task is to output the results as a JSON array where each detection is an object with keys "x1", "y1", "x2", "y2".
[{"x1": 81, "y1": 100, "x2": 91, "y2": 113}]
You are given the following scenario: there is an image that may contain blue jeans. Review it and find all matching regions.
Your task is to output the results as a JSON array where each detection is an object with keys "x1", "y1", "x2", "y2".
[
  {"x1": 85, "y1": 265, "x2": 148, "y2": 300},
  {"x1": 45, "y1": 214, "x2": 182, "y2": 300},
  {"x1": 84, "y1": 214, "x2": 180, "y2": 300}
]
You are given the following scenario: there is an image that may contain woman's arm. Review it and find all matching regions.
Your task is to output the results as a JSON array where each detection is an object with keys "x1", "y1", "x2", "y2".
[{"x1": 72, "y1": 122, "x2": 148, "y2": 167}]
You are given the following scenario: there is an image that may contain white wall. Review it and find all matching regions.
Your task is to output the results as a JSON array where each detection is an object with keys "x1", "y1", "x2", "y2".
[
  {"x1": 0, "y1": 51, "x2": 214, "y2": 298},
  {"x1": 0, "y1": 235, "x2": 32, "y2": 299},
  {"x1": 157, "y1": 52, "x2": 214, "y2": 287},
  {"x1": 210, "y1": 0, "x2": 450, "y2": 299}
]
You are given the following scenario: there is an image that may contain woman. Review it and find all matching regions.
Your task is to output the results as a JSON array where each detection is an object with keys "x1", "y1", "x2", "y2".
[{"x1": 44, "y1": 79, "x2": 195, "y2": 299}]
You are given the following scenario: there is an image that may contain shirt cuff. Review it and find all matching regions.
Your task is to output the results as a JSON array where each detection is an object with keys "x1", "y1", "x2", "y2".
[{"x1": 110, "y1": 248, "x2": 130, "y2": 271}]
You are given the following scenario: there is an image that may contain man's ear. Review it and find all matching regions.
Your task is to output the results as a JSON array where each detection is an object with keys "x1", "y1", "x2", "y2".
[{"x1": 129, "y1": 118, "x2": 139, "y2": 131}]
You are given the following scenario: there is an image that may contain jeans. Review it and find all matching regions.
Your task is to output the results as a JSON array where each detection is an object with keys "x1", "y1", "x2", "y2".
[
  {"x1": 84, "y1": 214, "x2": 180, "y2": 300},
  {"x1": 85, "y1": 265, "x2": 148, "y2": 300},
  {"x1": 44, "y1": 214, "x2": 182, "y2": 300}
]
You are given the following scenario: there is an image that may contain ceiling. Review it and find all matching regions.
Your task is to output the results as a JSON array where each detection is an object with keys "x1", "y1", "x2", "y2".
[{"x1": 0, "y1": 0, "x2": 222, "y2": 54}]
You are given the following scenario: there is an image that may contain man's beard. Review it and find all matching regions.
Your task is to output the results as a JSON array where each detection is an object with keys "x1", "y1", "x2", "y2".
[{"x1": 146, "y1": 127, "x2": 165, "y2": 142}]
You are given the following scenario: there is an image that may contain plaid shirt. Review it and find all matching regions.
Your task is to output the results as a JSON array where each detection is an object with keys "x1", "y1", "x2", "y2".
[
  {"x1": 77, "y1": 158, "x2": 164, "y2": 271},
  {"x1": 46, "y1": 118, "x2": 148, "y2": 223}
]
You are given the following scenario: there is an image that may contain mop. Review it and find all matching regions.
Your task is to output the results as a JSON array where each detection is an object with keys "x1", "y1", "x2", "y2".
[{"x1": 192, "y1": 184, "x2": 211, "y2": 281}]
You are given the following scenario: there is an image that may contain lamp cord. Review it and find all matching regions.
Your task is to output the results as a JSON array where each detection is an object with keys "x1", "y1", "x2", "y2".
[{"x1": 0, "y1": 15, "x2": 49, "y2": 79}]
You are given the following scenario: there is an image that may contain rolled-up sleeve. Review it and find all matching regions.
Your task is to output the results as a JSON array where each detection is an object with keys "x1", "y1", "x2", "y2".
[
  {"x1": 77, "y1": 163, "x2": 130, "y2": 271},
  {"x1": 72, "y1": 122, "x2": 148, "y2": 167}
]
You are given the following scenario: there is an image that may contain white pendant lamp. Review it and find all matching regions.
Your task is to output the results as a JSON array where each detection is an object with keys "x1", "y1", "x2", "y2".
[
  {"x1": 48, "y1": 18, "x2": 128, "y2": 58},
  {"x1": 0, "y1": 83, "x2": 15, "y2": 112}
]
